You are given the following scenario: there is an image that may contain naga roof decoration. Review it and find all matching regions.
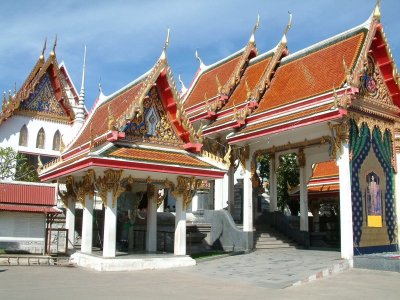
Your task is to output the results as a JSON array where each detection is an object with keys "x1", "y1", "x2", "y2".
[
  {"x1": 0, "y1": 40, "x2": 75, "y2": 124},
  {"x1": 203, "y1": 13, "x2": 292, "y2": 136},
  {"x1": 183, "y1": 16, "x2": 260, "y2": 120},
  {"x1": 228, "y1": 22, "x2": 369, "y2": 144}
]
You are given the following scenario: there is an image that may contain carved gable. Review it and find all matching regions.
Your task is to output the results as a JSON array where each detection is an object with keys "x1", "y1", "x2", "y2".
[
  {"x1": 124, "y1": 86, "x2": 182, "y2": 146},
  {"x1": 19, "y1": 73, "x2": 68, "y2": 120},
  {"x1": 353, "y1": 54, "x2": 400, "y2": 118}
]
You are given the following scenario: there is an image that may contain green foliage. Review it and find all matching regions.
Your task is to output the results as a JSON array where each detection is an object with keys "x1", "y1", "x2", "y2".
[
  {"x1": 256, "y1": 152, "x2": 300, "y2": 215},
  {"x1": 256, "y1": 154, "x2": 270, "y2": 182},
  {"x1": 277, "y1": 153, "x2": 299, "y2": 215},
  {"x1": 0, "y1": 147, "x2": 39, "y2": 182}
]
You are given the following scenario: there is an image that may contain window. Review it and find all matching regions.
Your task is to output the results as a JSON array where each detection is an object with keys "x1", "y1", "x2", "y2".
[
  {"x1": 53, "y1": 130, "x2": 61, "y2": 151},
  {"x1": 36, "y1": 128, "x2": 45, "y2": 149},
  {"x1": 19, "y1": 125, "x2": 28, "y2": 146}
]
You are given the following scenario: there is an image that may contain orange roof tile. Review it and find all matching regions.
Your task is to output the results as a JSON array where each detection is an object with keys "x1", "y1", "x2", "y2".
[
  {"x1": 224, "y1": 56, "x2": 272, "y2": 110},
  {"x1": 311, "y1": 160, "x2": 339, "y2": 180},
  {"x1": 69, "y1": 81, "x2": 145, "y2": 149},
  {"x1": 184, "y1": 53, "x2": 243, "y2": 109},
  {"x1": 308, "y1": 184, "x2": 339, "y2": 193},
  {"x1": 255, "y1": 31, "x2": 366, "y2": 114},
  {"x1": 108, "y1": 147, "x2": 212, "y2": 168}
]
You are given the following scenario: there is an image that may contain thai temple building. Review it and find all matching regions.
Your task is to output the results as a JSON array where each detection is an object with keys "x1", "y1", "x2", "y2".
[
  {"x1": 1, "y1": 2, "x2": 399, "y2": 271},
  {"x1": 0, "y1": 40, "x2": 87, "y2": 254}
]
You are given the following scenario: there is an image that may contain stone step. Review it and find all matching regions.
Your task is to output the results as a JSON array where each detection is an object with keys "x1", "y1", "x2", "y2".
[{"x1": 255, "y1": 243, "x2": 295, "y2": 249}]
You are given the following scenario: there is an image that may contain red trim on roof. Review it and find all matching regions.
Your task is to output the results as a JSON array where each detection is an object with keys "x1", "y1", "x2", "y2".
[
  {"x1": 0, "y1": 204, "x2": 61, "y2": 214},
  {"x1": 228, "y1": 109, "x2": 342, "y2": 144},
  {"x1": 40, "y1": 157, "x2": 225, "y2": 182}
]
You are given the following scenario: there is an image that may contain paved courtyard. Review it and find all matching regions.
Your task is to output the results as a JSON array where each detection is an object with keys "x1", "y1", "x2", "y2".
[{"x1": 1, "y1": 249, "x2": 399, "y2": 299}]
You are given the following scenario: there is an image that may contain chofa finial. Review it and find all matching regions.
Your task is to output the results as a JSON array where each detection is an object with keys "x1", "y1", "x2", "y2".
[
  {"x1": 160, "y1": 28, "x2": 170, "y2": 61},
  {"x1": 51, "y1": 34, "x2": 57, "y2": 56},
  {"x1": 281, "y1": 11, "x2": 293, "y2": 45},
  {"x1": 249, "y1": 14, "x2": 260, "y2": 44},
  {"x1": 178, "y1": 74, "x2": 188, "y2": 94},
  {"x1": 373, "y1": 0, "x2": 381, "y2": 21},
  {"x1": 40, "y1": 37, "x2": 47, "y2": 60},
  {"x1": 195, "y1": 49, "x2": 206, "y2": 69}
]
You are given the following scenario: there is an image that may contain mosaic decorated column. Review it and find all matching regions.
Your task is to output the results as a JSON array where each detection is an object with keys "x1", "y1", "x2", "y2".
[
  {"x1": 146, "y1": 184, "x2": 158, "y2": 252},
  {"x1": 81, "y1": 194, "x2": 94, "y2": 254},
  {"x1": 298, "y1": 148, "x2": 309, "y2": 232},
  {"x1": 174, "y1": 195, "x2": 186, "y2": 255},
  {"x1": 96, "y1": 169, "x2": 124, "y2": 258},
  {"x1": 269, "y1": 154, "x2": 277, "y2": 212},
  {"x1": 243, "y1": 155, "x2": 253, "y2": 232}
]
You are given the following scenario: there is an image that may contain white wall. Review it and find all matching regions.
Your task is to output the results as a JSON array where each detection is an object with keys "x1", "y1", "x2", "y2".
[{"x1": 0, "y1": 114, "x2": 77, "y2": 156}]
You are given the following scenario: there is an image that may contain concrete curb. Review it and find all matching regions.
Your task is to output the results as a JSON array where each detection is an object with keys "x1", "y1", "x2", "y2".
[{"x1": 291, "y1": 260, "x2": 351, "y2": 287}]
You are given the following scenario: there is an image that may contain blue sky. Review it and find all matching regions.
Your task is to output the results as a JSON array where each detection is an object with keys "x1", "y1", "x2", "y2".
[{"x1": 0, "y1": 0, "x2": 399, "y2": 110}]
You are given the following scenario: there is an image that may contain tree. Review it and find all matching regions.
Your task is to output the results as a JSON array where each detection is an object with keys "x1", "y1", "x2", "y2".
[
  {"x1": 257, "y1": 152, "x2": 300, "y2": 215},
  {"x1": 277, "y1": 153, "x2": 299, "y2": 215},
  {"x1": 0, "y1": 147, "x2": 39, "y2": 182}
]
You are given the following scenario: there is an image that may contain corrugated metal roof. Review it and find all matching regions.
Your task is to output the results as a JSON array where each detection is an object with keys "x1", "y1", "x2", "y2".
[
  {"x1": 0, "y1": 181, "x2": 56, "y2": 206},
  {"x1": 0, "y1": 204, "x2": 61, "y2": 214}
]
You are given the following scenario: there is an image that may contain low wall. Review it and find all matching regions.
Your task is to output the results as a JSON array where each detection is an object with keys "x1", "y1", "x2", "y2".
[{"x1": 202, "y1": 210, "x2": 253, "y2": 252}]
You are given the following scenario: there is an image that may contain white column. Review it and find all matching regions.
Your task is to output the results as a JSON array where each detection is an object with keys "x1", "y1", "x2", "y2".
[
  {"x1": 103, "y1": 191, "x2": 117, "y2": 257},
  {"x1": 191, "y1": 194, "x2": 199, "y2": 212},
  {"x1": 396, "y1": 153, "x2": 400, "y2": 249},
  {"x1": 65, "y1": 198, "x2": 76, "y2": 250},
  {"x1": 222, "y1": 173, "x2": 230, "y2": 209},
  {"x1": 81, "y1": 194, "x2": 94, "y2": 254},
  {"x1": 227, "y1": 167, "x2": 235, "y2": 213},
  {"x1": 214, "y1": 179, "x2": 224, "y2": 210},
  {"x1": 243, "y1": 157, "x2": 253, "y2": 232},
  {"x1": 269, "y1": 155, "x2": 277, "y2": 212},
  {"x1": 174, "y1": 196, "x2": 186, "y2": 255},
  {"x1": 146, "y1": 193, "x2": 158, "y2": 252},
  {"x1": 337, "y1": 141, "x2": 353, "y2": 261},
  {"x1": 299, "y1": 166, "x2": 309, "y2": 231}
]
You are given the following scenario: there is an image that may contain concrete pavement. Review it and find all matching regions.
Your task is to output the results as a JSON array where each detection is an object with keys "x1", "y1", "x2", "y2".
[{"x1": 0, "y1": 248, "x2": 399, "y2": 299}]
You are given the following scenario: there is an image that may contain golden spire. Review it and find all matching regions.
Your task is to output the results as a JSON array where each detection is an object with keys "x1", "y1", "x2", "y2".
[
  {"x1": 373, "y1": 0, "x2": 381, "y2": 21},
  {"x1": 249, "y1": 14, "x2": 260, "y2": 44}
]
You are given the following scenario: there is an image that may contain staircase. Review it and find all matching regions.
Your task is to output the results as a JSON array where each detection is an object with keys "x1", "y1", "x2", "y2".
[{"x1": 254, "y1": 225, "x2": 297, "y2": 250}]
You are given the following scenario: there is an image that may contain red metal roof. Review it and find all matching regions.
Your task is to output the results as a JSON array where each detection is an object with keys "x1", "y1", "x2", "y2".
[
  {"x1": 0, "y1": 181, "x2": 57, "y2": 206},
  {"x1": 0, "y1": 204, "x2": 61, "y2": 214}
]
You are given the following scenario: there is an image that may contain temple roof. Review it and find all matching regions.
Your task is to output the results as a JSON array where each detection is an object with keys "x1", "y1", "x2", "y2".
[
  {"x1": 0, "y1": 50, "x2": 78, "y2": 125},
  {"x1": 228, "y1": 23, "x2": 371, "y2": 144},
  {"x1": 40, "y1": 52, "x2": 227, "y2": 182},
  {"x1": 307, "y1": 160, "x2": 339, "y2": 194}
]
